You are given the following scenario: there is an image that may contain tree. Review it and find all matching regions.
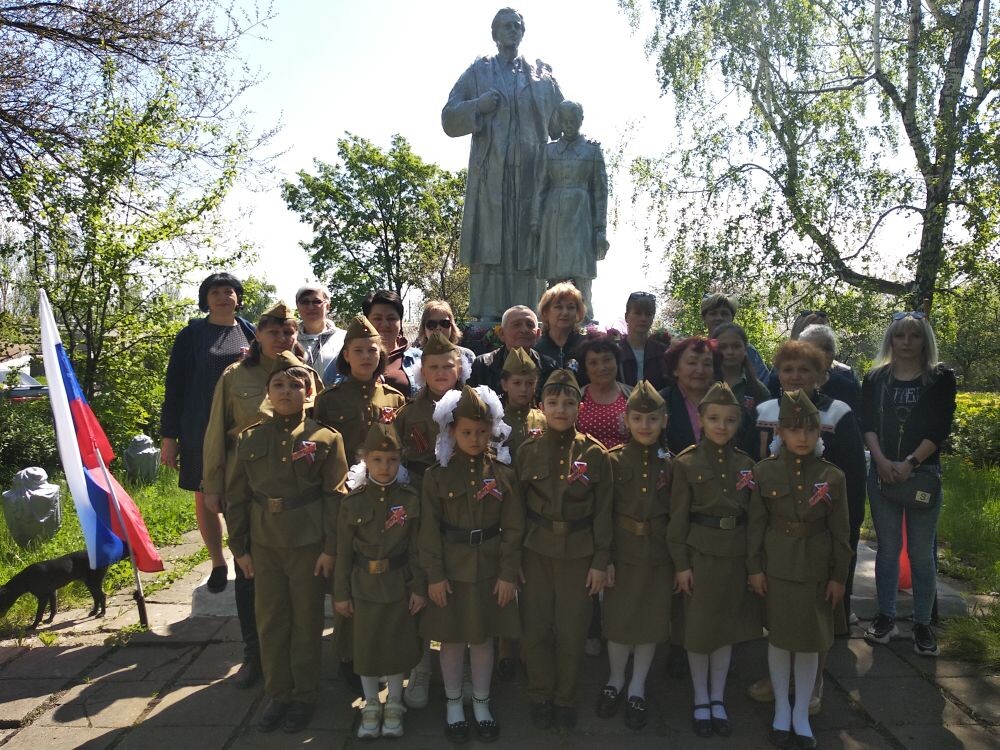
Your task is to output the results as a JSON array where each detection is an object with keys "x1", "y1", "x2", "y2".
[
  {"x1": 282, "y1": 133, "x2": 468, "y2": 321},
  {"x1": 625, "y1": 0, "x2": 1000, "y2": 311},
  {"x1": 0, "y1": 0, "x2": 273, "y2": 210},
  {"x1": 239, "y1": 275, "x2": 277, "y2": 323},
  {"x1": 8, "y1": 71, "x2": 245, "y2": 448}
]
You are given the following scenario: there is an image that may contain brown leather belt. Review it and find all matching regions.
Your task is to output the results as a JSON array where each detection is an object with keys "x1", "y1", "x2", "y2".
[
  {"x1": 527, "y1": 509, "x2": 592, "y2": 535},
  {"x1": 617, "y1": 515, "x2": 651, "y2": 536},
  {"x1": 253, "y1": 494, "x2": 320, "y2": 513},
  {"x1": 355, "y1": 552, "x2": 408, "y2": 575},
  {"x1": 689, "y1": 512, "x2": 746, "y2": 530},
  {"x1": 440, "y1": 521, "x2": 500, "y2": 546},
  {"x1": 775, "y1": 517, "x2": 828, "y2": 538}
]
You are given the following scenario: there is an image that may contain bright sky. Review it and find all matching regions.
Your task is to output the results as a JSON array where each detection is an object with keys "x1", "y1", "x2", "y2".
[{"x1": 224, "y1": 0, "x2": 675, "y2": 324}]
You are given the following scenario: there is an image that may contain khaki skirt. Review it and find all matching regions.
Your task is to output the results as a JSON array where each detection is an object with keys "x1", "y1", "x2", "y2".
[
  {"x1": 765, "y1": 576, "x2": 846, "y2": 653},
  {"x1": 419, "y1": 580, "x2": 520, "y2": 644},
  {"x1": 603, "y1": 560, "x2": 673, "y2": 645},
  {"x1": 336, "y1": 596, "x2": 422, "y2": 676},
  {"x1": 682, "y1": 548, "x2": 763, "y2": 653}
]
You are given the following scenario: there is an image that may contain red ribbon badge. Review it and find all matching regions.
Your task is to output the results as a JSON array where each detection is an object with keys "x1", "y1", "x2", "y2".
[
  {"x1": 475, "y1": 478, "x2": 504, "y2": 501},
  {"x1": 743, "y1": 395, "x2": 756, "y2": 410},
  {"x1": 567, "y1": 461, "x2": 589, "y2": 485},
  {"x1": 385, "y1": 505, "x2": 407, "y2": 529},
  {"x1": 657, "y1": 469, "x2": 670, "y2": 490},
  {"x1": 379, "y1": 407, "x2": 396, "y2": 424},
  {"x1": 528, "y1": 428, "x2": 543, "y2": 438},
  {"x1": 809, "y1": 482, "x2": 832, "y2": 506},
  {"x1": 410, "y1": 424, "x2": 430, "y2": 453},
  {"x1": 291, "y1": 440, "x2": 317, "y2": 463},
  {"x1": 736, "y1": 469, "x2": 756, "y2": 491}
]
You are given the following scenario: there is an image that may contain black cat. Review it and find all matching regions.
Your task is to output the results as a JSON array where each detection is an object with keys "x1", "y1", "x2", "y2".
[{"x1": 0, "y1": 550, "x2": 108, "y2": 629}]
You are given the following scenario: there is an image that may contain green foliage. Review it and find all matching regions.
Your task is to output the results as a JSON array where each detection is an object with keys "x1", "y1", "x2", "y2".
[
  {"x1": 239, "y1": 275, "x2": 278, "y2": 324},
  {"x1": 282, "y1": 133, "x2": 468, "y2": 320},
  {"x1": 948, "y1": 393, "x2": 1000, "y2": 468},
  {"x1": 0, "y1": 468, "x2": 197, "y2": 631},
  {"x1": 941, "y1": 599, "x2": 1000, "y2": 668},
  {"x1": 934, "y1": 271, "x2": 1000, "y2": 390},
  {"x1": 937, "y1": 455, "x2": 1000, "y2": 594},
  {"x1": 629, "y1": 0, "x2": 1000, "y2": 312},
  {"x1": 0, "y1": 396, "x2": 59, "y2": 488}
]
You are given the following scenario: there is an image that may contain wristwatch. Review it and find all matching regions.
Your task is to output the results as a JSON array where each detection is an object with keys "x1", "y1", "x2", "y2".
[{"x1": 906, "y1": 454, "x2": 920, "y2": 468}]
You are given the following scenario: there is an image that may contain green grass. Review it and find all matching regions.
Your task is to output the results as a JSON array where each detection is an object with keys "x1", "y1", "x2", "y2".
[
  {"x1": 937, "y1": 455, "x2": 1000, "y2": 594},
  {"x1": 0, "y1": 467, "x2": 197, "y2": 631},
  {"x1": 941, "y1": 599, "x2": 1000, "y2": 669}
]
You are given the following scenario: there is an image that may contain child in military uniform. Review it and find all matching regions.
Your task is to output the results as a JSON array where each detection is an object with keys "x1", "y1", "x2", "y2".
[
  {"x1": 314, "y1": 315, "x2": 406, "y2": 466},
  {"x1": 516, "y1": 369, "x2": 613, "y2": 730},
  {"x1": 420, "y1": 385, "x2": 524, "y2": 743},
  {"x1": 334, "y1": 423, "x2": 426, "y2": 739},
  {"x1": 394, "y1": 330, "x2": 469, "y2": 708},
  {"x1": 226, "y1": 352, "x2": 348, "y2": 733},
  {"x1": 667, "y1": 381, "x2": 763, "y2": 738},
  {"x1": 747, "y1": 390, "x2": 850, "y2": 749},
  {"x1": 598, "y1": 380, "x2": 673, "y2": 730}
]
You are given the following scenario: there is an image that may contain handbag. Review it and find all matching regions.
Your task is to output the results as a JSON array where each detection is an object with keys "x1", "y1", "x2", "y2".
[{"x1": 876, "y1": 379, "x2": 942, "y2": 510}]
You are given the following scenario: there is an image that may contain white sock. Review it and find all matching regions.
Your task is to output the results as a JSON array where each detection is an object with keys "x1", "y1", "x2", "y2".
[
  {"x1": 688, "y1": 650, "x2": 710, "y2": 720},
  {"x1": 439, "y1": 642, "x2": 465, "y2": 694},
  {"x1": 385, "y1": 673, "x2": 404, "y2": 704},
  {"x1": 792, "y1": 651, "x2": 819, "y2": 738},
  {"x1": 469, "y1": 641, "x2": 494, "y2": 695},
  {"x1": 628, "y1": 643, "x2": 655, "y2": 699},
  {"x1": 709, "y1": 644, "x2": 732, "y2": 718},
  {"x1": 606, "y1": 640, "x2": 630, "y2": 692},
  {"x1": 445, "y1": 691, "x2": 465, "y2": 725},
  {"x1": 360, "y1": 675, "x2": 381, "y2": 704},
  {"x1": 768, "y1": 644, "x2": 792, "y2": 731},
  {"x1": 472, "y1": 693, "x2": 494, "y2": 723}
]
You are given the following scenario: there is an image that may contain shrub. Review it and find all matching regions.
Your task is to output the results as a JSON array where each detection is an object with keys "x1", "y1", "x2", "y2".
[
  {"x1": 948, "y1": 392, "x2": 1000, "y2": 468},
  {"x1": 0, "y1": 397, "x2": 59, "y2": 487}
]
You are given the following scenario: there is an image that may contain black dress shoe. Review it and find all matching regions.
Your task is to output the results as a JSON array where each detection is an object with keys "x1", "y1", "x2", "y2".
[
  {"x1": 692, "y1": 704, "x2": 713, "y2": 738},
  {"x1": 624, "y1": 695, "x2": 647, "y2": 730},
  {"x1": 256, "y1": 699, "x2": 288, "y2": 732},
  {"x1": 207, "y1": 565, "x2": 228, "y2": 593},
  {"x1": 769, "y1": 727, "x2": 793, "y2": 748},
  {"x1": 474, "y1": 718, "x2": 500, "y2": 742},
  {"x1": 554, "y1": 705, "x2": 576, "y2": 730},
  {"x1": 283, "y1": 701, "x2": 314, "y2": 733},
  {"x1": 445, "y1": 718, "x2": 470, "y2": 743},
  {"x1": 595, "y1": 685, "x2": 624, "y2": 718},
  {"x1": 531, "y1": 700, "x2": 554, "y2": 730},
  {"x1": 710, "y1": 700, "x2": 732, "y2": 736},
  {"x1": 666, "y1": 644, "x2": 688, "y2": 678},
  {"x1": 794, "y1": 733, "x2": 818, "y2": 749},
  {"x1": 232, "y1": 658, "x2": 261, "y2": 689}
]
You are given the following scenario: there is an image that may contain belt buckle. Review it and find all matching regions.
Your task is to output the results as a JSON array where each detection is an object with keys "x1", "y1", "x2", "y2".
[
  {"x1": 468, "y1": 528, "x2": 484, "y2": 546},
  {"x1": 267, "y1": 498, "x2": 284, "y2": 513},
  {"x1": 551, "y1": 520, "x2": 569, "y2": 535},
  {"x1": 368, "y1": 558, "x2": 389, "y2": 575},
  {"x1": 719, "y1": 516, "x2": 736, "y2": 530}
]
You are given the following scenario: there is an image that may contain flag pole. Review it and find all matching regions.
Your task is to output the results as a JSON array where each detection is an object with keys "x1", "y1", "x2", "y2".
[{"x1": 93, "y1": 440, "x2": 149, "y2": 628}]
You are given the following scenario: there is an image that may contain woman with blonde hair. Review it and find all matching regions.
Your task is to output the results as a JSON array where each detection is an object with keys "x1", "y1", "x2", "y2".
[
  {"x1": 401, "y1": 300, "x2": 475, "y2": 395},
  {"x1": 862, "y1": 312, "x2": 956, "y2": 658},
  {"x1": 534, "y1": 282, "x2": 586, "y2": 369}
]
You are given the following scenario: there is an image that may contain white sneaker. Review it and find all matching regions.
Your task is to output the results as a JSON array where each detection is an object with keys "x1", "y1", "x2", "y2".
[
  {"x1": 404, "y1": 668, "x2": 431, "y2": 709},
  {"x1": 357, "y1": 701, "x2": 382, "y2": 739},
  {"x1": 381, "y1": 699, "x2": 406, "y2": 738},
  {"x1": 584, "y1": 637, "x2": 602, "y2": 656}
]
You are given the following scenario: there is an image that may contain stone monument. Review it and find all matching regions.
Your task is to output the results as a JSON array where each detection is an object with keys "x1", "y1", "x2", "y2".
[
  {"x1": 442, "y1": 7, "x2": 564, "y2": 321},
  {"x1": 2, "y1": 467, "x2": 62, "y2": 548},
  {"x1": 530, "y1": 100, "x2": 608, "y2": 317}
]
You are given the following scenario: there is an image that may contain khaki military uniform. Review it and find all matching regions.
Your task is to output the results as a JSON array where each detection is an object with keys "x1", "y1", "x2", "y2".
[
  {"x1": 748, "y1": 451, "x2": 851, "y2": 652},
  {"x1": 503, "y1": 404, "x2": 547, "y2": 460},
  {"x1": 313, "y1": 377, "x2": 406, "y2": 466},
  {"x1": 202, "y1": 355, "x2": 323, "y2": 495},
  {"x1": 394, "y1": 389, "x2": 442, "y2": 491},
  {"x1": 603, "y1": 441, "x2": 674, "y2": 645},
  {"x1": 515, "y1": 428, "x2": 613, "y2": 707},
  {"x1": 667, "y1": 441, "x2": 763, "y2": 653},
  {"x1": 226, "y1": 413, "x2": 348, "y2": 702},
  {"x1": 333, "y1": 480, "x2": 424, "y2": 675},
  {"x1": 419, "y1": 453, "x2": 524, "y2": 644}
]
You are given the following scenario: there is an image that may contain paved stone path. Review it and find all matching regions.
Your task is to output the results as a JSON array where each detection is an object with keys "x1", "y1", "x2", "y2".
[{"x1": 0, "y1": 538, "x2": 997, "y2": 749}]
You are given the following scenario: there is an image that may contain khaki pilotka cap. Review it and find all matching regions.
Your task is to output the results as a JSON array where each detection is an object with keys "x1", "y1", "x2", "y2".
[
  {"x1": 421, "y1": 331, "x2": 459, "y2": 355},
  {"x1": 699, "y1": 381, "x2": 740, "y2": 408},
  {"x1": 271, "y1": 350, "x2": 308, "y2": 372},
  {"x1": 502, "y1": 347, "x2": 538, "y2": 375},
  {"x1": 542, "y1": 368, "x2": 582, "y2": 396},
  {"x1": 343, "y1": 315, "x2": 380, "y2": 344},
  {"x1": 778, "y1": 389, "x2": 819, "y2": 422},
  {"x1": 453, "y1": 385, "x2": 491, "y2": 421},
  {"x1": 627, "y1": 379, "x2": 665, "y2": 413},
  {"x1": 261, "y1": 300, "x2": 297, "y2": 322},
  {"x1": 363, "y1": 422, "x2": 403, "y2": 452}
]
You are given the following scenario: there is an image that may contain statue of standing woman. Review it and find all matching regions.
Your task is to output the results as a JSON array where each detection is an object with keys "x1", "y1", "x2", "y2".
[
  {"x1": 531, "y1": 101, "x2": 609, "y2": 318},
  {"x1": 442, "y1": 7, "x2": 564, "y2": 321}
]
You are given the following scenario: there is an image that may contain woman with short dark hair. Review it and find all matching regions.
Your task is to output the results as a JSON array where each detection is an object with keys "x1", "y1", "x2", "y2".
[
  {"x1": 576, "y1": 335, "x2": 631, "y2": 450},
  {"x1": 360, "y1": 289, "x2": 414, "y2": 395},
  {"x1": 657, "y1": 337, "x2": 722, "y2": 455}
]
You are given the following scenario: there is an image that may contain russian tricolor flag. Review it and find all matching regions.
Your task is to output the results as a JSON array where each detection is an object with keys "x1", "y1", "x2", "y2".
[{"x1": 39, "y1": 290, "x2": 163, "y2": 573}]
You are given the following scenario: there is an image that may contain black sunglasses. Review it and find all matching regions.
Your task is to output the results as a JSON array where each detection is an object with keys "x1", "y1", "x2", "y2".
[
  {"x1": 425, "y1": 318, "x2": 453, "y2": 330},
  {"x1": 298, "y1": 298, "x2": 326, "y2": 307},
  {"x1": 891, "y1": 311, "x2": 926, "y2": 320}
]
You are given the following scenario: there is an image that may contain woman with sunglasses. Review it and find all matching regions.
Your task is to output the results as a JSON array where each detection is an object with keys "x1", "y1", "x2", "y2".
[
  {"x1": 295, "y1": 284, "x2": 346, "y2": 386},
  {"x1": 862, "y1": 311, "x2": 955, "y2": 658},
  {"x1": 401, "y1": 300, "x2": 475, "y2": 397}
]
